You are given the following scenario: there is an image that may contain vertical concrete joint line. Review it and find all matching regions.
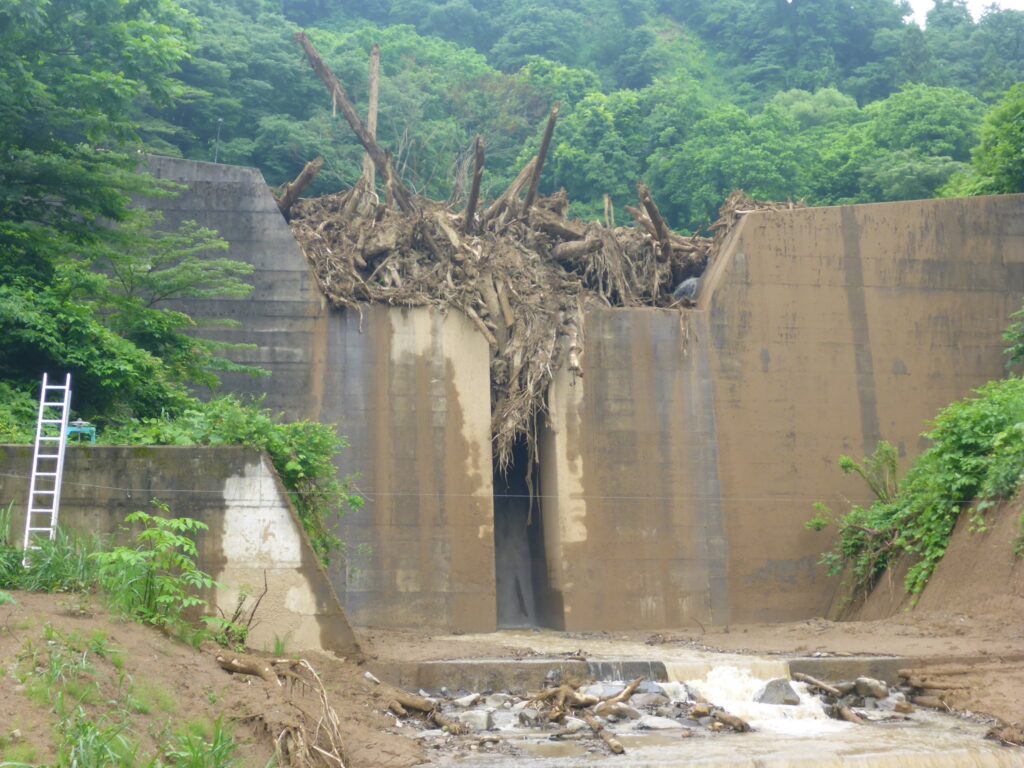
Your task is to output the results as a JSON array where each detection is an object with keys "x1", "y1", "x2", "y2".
[{"x1": 840, "y1": 207, "x2": 882, "y2": 455}]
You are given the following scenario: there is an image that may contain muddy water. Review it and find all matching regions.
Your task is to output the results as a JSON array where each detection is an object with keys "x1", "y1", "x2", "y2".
[{"x1": 440, "y1": 661, "x2": 1024, "y2": 767}]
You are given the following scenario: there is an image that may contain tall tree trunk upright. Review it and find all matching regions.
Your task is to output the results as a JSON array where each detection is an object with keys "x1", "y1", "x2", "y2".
[
  {"x1": 523, "y1": 102, "x2": 560, "y2": 215},
  {"x1": 362, "y1": 43, "x2": 381, "y2": 189},
  {"x1": 462, "y1": 135, "x2": 485, "y2": 234},
  {"x1": 294, "y1": 31, "x2": 415, "y2": 214}
]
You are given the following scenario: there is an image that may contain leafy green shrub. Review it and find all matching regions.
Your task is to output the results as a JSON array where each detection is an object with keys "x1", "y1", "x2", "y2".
[
  {"x1": 92, "y1": 505, "x2": 216, "y2": 631},
  {"x1": 104, "y1": 396, "x2": 363, "y2": 560},
  {"x1": 0, "y1": 383, "x2": 37, "y2": 443},
  {"x1": 811, "y1": 377, "x2": 1024, "y2": 600}
]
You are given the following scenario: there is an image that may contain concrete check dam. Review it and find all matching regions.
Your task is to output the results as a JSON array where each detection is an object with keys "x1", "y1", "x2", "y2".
[{"x1": 141, "y1": 156, "x2": 1024, "y2": 637}]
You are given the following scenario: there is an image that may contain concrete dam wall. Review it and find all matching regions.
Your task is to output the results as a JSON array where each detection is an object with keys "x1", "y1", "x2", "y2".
[{"x1": 146, "y1": 156, "x2": 1024, "y2": 632}]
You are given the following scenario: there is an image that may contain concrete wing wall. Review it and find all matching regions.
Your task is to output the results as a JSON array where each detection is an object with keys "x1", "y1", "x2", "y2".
[
  {"x1": 704, "y1": 195, "x2": 1024, "y2": 622},
  {"x1": 0, "y1": 445, "x2": 359, "y2": 655}
]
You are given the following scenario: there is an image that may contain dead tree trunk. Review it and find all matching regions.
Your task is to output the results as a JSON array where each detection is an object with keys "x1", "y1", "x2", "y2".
[
  {"x1": 523, "y1": 102, "x2": 560, "y2": 214},
  {"x1": 275, "y1": 156, "x2": 324, "y2": 219},
  {"x1": 362, "y1": 43, "x2": 380, "y2": 189},
  {"x1": 462, "y1": 135, "x2": 485, "y2": 234},
  {"x1": 294, "y1": 31, "x2": 414, "y2": 214},
  {"x1": 638, "y1": 182, "x2": 672, "y2": 262}
]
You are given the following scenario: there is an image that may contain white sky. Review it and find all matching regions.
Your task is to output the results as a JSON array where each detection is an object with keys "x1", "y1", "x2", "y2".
[{"x1": 906, "y1": 0, "x2": 1024, "y2": 26}]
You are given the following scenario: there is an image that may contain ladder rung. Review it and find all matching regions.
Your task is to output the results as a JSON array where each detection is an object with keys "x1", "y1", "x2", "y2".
[
  {"x1": 27, "y1": 527, "x2": 53, "y2": 533},
  {"x1": 32, "y1": 490, "x2": 55, "y2": 495},
  {"x1": 40, "y1": 419, "x2": 63, "y2": 424},
  {"x1": 43, "y1": 385, "x2": 68, "y2": 390},
  {"x1": 42, "y1": 401, "x2": 66, "y2": 406},
  {"x1": 28, "y1": 510, "x2": 55, "y2": 515},
  {"x1": 34, "y1": 471, "x2": 57, "y2": 476},
  {"x1": 37, "y1": 436, "x2": 61, "y2": 441},
  {"x1": 37, "y1": 454, "x2": 59, "y2": 458}
]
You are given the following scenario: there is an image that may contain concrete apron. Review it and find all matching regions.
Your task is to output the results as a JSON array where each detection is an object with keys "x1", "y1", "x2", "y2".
[{"x1": 371, "y1": 653, "x2": 1021, "y2": 693}]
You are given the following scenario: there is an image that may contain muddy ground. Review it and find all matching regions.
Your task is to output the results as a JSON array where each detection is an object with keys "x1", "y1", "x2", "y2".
[
  {"x1": 360, "y1": 595, "x2": 1024, "y2": 732},
  {"x1": 3, "y1": 589, "x2": 1021, "y2": 767}
]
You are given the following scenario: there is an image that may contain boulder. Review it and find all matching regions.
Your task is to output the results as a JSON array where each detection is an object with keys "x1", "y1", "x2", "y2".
[
  {"x1": 630, "y1": 692, "x2": 671, "y2": 708},
  {"x1": 636, "y1": 715, "x2": 685, "y2": 730},
  {"x1": 453, "y1": 693, "x2": 481, "y2": 708},
  {"x1": 456, "y1": 710, "x2": 494, "y2": 731},
  {"x1": 484, "y1": 693, "x2": 515, "y2": 708},
  {"x1": 756, "y1": 678, "x2": 801, "y2": 706},
  {"x1": 517, "y1": 707, "x2": 541, "y2": 726}
]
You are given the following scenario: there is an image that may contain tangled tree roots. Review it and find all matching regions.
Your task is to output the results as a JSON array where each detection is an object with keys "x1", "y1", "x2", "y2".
[
  {"x1": 219, "y1": 653, "x2": 348, "y2": 767},
  {"x1": 291, "y1": 182, "x2": 797, "y2": 468},
  {"x1": 288, "y1": 28, "x2": 803, "y2": 469}
]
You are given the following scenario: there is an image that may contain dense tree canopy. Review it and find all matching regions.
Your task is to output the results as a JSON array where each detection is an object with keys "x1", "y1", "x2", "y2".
[{"x1": 0, "y1": 0, "x2": 257, "y2": 420}]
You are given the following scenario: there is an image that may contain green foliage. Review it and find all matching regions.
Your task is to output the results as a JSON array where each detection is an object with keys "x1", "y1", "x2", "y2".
[
  {"x1": 811, "y1": 378, "x2": 1024, "y2": 600},
  {"x1": 92, "y1": 504, "x2": 217, "y2": 630},
  {"x1": 18, "y1": 532, "x2": 102, "y2": 594},
  {"x1": 103, "y1": 397, "x2": 364, "y2": 560},
  {"x1": 0, "y1": 503, "x2": 102, "y2": 594},
  {"x1": 1005, "y1": 302, "x2": 1024, "y2": 372},
  {"x1": 944, "y1": 83, "x2": 1024, "y2": 196}
]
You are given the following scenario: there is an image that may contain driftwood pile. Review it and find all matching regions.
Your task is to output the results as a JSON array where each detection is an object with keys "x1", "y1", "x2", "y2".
[
  {"x1": 381, "y1": 673, "x2": 752, "y2": 756},
  {"x1": 284, "y1": 31, "x2": 800, "y2": 467}
]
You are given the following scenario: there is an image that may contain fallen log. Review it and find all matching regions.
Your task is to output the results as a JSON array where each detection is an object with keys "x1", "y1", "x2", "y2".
[
  {"x1": 714, "y1": 709, "x2": 751, "y2": 732},
  {"x1": 581, "y1": 711, "x2": 625, "y2": 755},
  {"x1": 602, "y1": 678, "x2": 643, "y2": 706},
  {"x1": 837, "y1": 706, "x2": 865, "y2": 725},
  {"x1": 552, "y1": 238, "x2": 602, "y2": 264},
  {"x1": 639, "y1": 182, "x2": 672, "y2": 262},
  {"x1": 530, "y1": 206, "x2": 587, "y2": 241},
  {"x1": 481, "y1": 158, "x2": 536, "y2": 225},
  {"x1": 792, "y1": 672, "x2": 842, "y2": 697},
  {"x1": 275, "y1": 156, "x2": 324, "y2": 219},
  {"x1": 215, "y1": 651, "x2": 280, "y2": 686}
]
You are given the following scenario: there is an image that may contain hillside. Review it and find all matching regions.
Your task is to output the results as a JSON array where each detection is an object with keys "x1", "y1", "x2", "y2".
[{"x1": 144, "y1": 0, "x2": 1024, "y2": 230}]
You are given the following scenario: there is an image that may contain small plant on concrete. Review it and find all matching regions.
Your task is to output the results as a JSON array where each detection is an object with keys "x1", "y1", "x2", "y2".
[{"x1": 92, "y1": 502, "x2": 217, "y2": 631}]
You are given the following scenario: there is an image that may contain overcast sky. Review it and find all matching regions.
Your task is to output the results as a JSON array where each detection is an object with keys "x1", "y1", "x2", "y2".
[{"x1": 906, "y1": 0, "x2": 1024, "y2": 25}]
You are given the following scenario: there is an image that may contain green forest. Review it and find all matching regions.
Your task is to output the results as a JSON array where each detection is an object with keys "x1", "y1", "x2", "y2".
[{"x1": 144, "y1": 0, "x2": 1024, "y2": 229}]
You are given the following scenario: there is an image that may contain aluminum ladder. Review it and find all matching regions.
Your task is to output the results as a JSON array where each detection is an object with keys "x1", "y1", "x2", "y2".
[{"x1": 22, "y1": 373, "x2": 72, "y2": 564}]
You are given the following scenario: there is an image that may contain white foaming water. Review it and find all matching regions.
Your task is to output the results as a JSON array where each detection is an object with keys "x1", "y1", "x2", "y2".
[{"x1": 672, "y1": 664, "x2": 851, "y2": 736}]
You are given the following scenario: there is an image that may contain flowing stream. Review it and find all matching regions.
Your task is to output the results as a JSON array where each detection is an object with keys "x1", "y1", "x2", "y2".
[{"x1": 443, "y1": 659, "x2": 1024, "y2": 767}]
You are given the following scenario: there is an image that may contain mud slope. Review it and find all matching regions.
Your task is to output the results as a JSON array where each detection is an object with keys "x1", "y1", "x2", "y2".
[{"x1": 853, "y1": 496, "x2": 1024, "y2": 621}]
